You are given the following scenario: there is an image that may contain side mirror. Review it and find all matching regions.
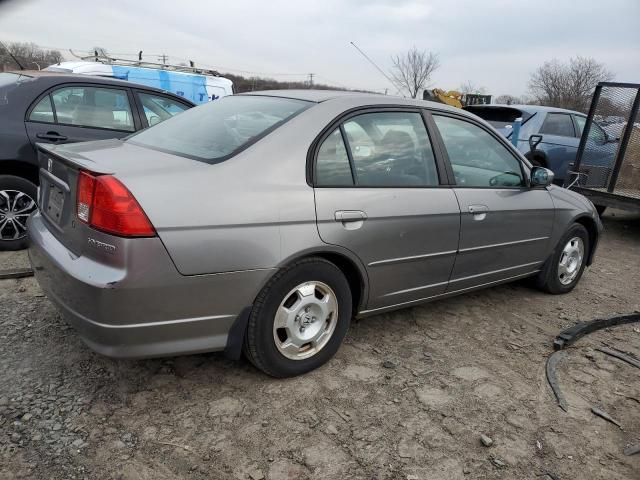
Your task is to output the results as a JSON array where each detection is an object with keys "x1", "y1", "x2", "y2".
[
  {"x1": 530, "y1": 166, "x2": 554, "y2": 187},
  {"x1": 149, "y1": 115, "x2": 161, "y2": 126}
]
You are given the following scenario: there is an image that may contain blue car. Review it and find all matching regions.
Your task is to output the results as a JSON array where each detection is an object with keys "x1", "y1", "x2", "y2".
[{"x1": 464, "y1": 105, "x2": 618, "y2": 184}]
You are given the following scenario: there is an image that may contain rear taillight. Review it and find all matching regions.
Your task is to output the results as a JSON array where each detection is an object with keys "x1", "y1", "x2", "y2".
[
  {"x1": 77, "y1": 171, "x2": 96, "y2": 223},
  {"x1": 76, "y1": 171, "x2": 155, "y2": 237}
]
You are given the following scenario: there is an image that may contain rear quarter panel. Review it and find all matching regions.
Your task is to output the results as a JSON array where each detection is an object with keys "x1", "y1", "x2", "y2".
[{"x1": 117, "y1": 104, "x2": 326, "y2": 275}]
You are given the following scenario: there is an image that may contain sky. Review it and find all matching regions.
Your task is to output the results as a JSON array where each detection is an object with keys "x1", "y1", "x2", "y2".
[{"x1": 0, "y1": 0, "x2": 638, "y2": 97}]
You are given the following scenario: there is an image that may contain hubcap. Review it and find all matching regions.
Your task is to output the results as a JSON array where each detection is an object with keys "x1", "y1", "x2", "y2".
[
  {"x1": 273, "y1": 281, "x2": 338, "y2": 360},
  {"x1": 0, "y1": 190, "x2": 36, "y2": 241},
  {"x1": 558, "y1": 236, "x2": 584, "y2": 285}
]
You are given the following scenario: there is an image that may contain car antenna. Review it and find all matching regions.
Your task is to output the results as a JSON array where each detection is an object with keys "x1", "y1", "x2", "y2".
[
  {"x1": 0, "y1": 40, "x2": 25, "y2": 70},
  {"x1": 350, "y1": 41, "x2": 401, "y2": 95}
]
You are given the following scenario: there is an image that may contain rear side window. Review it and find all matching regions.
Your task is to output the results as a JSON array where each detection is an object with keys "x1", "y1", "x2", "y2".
[
  {"x1": 50, "y1": 86, "x2": 135, "y2": 131},
  {"x1": 29, "y1": 96, "x2": 55, "y2": 123},
  {"x1": 128, "y1": 95, "x2": 311, "y2": 162},
  {"x1": 315, "y1": 111, "x2": 439, "y2": 187},
  {"x1": 316, "y1": 128, "x2": 353, "y2": 186},
  {"x1": 540, "y1": 113, "x2": 575, "y2": 137}
]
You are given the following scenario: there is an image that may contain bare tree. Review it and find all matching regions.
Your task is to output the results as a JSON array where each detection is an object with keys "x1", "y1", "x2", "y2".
[
  {"x1": 390, "y1": 47, "x2": 440, "y2": 99},
  {"x1": 0, "y1": 41, "x2": 63, "y2": 70},
  {"x1": 495, "y1": 94, "x2": 523, "y2": 105},
  {"x1": 459, "y1": 81, "x2": 487, "y2": 95},
  {"x1": 528, "y1": 56, "x2": 613, "y2": 112}
]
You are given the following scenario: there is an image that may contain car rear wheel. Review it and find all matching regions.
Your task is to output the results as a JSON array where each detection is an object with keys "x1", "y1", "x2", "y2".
[
  {"x1": 536, "y1": 223, "x2": 589, "y2": 294},
  {"x1": 0, "y1": 175, "x2": 38, "y2": 251},
  {"x1": 243, "y1": 257, "x2": 352, "y2": 377}
]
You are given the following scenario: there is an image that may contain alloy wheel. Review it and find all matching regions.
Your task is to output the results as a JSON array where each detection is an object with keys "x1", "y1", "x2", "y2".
[
  {"x1": 557, "y1": 236, "x2": 584, "y2": 285},
  {"x1": 272, "y1": 281, "x2": 339, "y2": 360},
  {"x1": 0, "y1": 190, "x2": 37, "y2": 241}
]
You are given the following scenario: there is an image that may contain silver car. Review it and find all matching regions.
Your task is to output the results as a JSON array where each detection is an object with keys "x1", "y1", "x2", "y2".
[{"x1": 28, "y1": 90, "x2": 602, "y2": 377}]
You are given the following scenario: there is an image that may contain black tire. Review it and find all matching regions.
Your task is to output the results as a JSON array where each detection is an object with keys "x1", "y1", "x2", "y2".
[
  {"x1": 0, "y1": 175, "x2": 38, "y2": 251},
  {"x1": 243, "y1": 257, "x2": 352, "y2": 377},
  {"x1": 595, "y1": 205, "x2": 607, "y2": 216},
  {"x1": 536, "y1": 223, "x2": 590, "y2": 294}
]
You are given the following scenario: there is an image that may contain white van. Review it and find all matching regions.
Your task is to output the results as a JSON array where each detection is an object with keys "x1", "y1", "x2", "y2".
[{"x1": 46, "y1": 61, "x2": 233, "y2": 105}]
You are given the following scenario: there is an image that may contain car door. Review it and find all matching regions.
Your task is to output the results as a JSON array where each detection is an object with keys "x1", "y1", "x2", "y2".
[
  {"x1": 24, "y1": 84, "x2": 140, "y2": 148},
  {"x1": 313, "y1": 109, "x2": 461, "y2": 311},
  {"x1": 430, "y1": 113, "x2": 554, "y2": 292},
  {"x1": 132, "y1": 90, "x2": 192, "y2": 128},
  {"x1": 537, "y1": 112, "x2": 579, "y2": 180}
]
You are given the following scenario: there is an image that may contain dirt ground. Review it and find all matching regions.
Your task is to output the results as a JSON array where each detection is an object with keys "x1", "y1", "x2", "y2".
[{"x1": 1, "y1": 211, "x2": 639, "y2": 480}]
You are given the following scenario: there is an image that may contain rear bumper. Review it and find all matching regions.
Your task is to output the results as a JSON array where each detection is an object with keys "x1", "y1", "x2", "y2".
[{"x1": 27, "y1": 211, "x2": 272, "y2": 358}]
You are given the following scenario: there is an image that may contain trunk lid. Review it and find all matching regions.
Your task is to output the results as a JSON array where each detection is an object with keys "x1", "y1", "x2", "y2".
[{"x1": 36, "y1": 139, "x2": 199, "y2": 254}]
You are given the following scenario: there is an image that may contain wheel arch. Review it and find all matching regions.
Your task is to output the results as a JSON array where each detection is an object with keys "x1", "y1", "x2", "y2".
[
  {"x1": 275, "y1": 247, "x2": 370, "y2": 314},
  {"x1": 573, "y1": 214, "x2": 599, "y2": 266},
  {"x1": 0, "y1": 161, "x2": 39, "y2": 185}
]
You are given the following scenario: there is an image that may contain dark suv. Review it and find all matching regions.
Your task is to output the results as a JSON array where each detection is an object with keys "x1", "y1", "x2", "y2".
[{"x1": 0, "y1": 71, "x2": 194, "y2": 250}]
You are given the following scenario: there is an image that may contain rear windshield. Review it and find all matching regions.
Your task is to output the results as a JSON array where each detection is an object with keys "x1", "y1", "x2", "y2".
[
  {"x1": 128, "y1": 95, "x2": 311, "y2": 162},
  {"x1": 464, "y1": 106, "x2": 533, "y2": 131}
]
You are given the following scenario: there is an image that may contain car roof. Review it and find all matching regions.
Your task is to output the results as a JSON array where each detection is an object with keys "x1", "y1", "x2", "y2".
[
  {"x1": 5, "y1": 70, "x2": 195, "y2": 104},
  {"x1": 470, "y1": 103, "x2": 584, "y2": 116},
  {"x1": 240, "y1": 89, "x2": 467, "y2": 115}
]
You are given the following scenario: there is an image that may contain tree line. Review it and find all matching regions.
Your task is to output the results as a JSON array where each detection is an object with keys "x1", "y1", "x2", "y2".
[
  {"x1": 389, "y1": 46, "x2": 613, "y2": 112},
  {"x1": 0, "y1": 41, "x2": 62, "y2": 71},
  {"x1": 1, "y1": 41, "x2": 615, "y2": 113}
]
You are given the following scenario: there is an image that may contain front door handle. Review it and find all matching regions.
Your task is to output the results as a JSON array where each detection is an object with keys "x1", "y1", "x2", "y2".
[
  {"x1": 468, "y1": 204, "x2": 489, "y2": 221},
  {"x1": 468, "y1": 205, "x2": 489, "y2": 214},
  {"x1": 335, "y1": 210, "x2": 367, "y2": 222},
  {"x1": 36, "y1": 131, "x2": 68, "y2": 142}
]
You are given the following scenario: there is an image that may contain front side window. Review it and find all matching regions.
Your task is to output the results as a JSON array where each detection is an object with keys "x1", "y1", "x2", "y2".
[
  {"x1": 540, "y1": 113, "x2": 575, "y2": 137},
  {"x1": 137, "y1": 92, "x2": 190, "y2": 126},
  {"x1": 51, "y1": 86, "x2": 134, "y2": 131},
  {"x1": 129, "y1": 95, "x2": 311, "y2": 162},
  {"x1": 29, "y1": 95, "x2": 55, "y2": 123},
  {"x1": 434, "y1": 115, "x2": 525, "y2": 188},
  {"x1": 574, "y1": 115, "x2": 607, "y2": 144}
]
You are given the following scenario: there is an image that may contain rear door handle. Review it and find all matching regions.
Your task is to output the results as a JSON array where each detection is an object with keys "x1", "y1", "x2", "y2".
[
  {"x1": 334, "y1": 210, "x2": 367, "y2": 222},
  {"x1": 36, "y1": 132, "x2": 68, "y2": 142}
]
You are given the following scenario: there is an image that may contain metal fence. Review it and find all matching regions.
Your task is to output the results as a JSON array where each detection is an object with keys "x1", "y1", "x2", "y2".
[{"x1": 570, "y1": 82, "x2": 640, "y2": 205}]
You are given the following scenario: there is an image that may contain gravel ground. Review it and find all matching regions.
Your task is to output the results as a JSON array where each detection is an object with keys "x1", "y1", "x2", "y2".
[{"x1": 1, "y1": 211, "x2": 639, "y2": 480}]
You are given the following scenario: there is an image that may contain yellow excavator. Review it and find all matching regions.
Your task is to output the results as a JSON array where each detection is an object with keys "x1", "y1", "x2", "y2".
[
  {"x1": 423, "y1": 89, "x2": 491, "y2": 108},
  {"x1": 426, "y1": 89, "x2": 464, "y2": 108}
]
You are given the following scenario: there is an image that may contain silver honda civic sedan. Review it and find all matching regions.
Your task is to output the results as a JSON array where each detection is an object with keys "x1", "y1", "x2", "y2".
[{"x1": 28, "y1": 90, "x2": 602, "y2": 377}]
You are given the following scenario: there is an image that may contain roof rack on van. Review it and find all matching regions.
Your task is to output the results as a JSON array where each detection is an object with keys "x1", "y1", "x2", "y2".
[{"x1": 69, "y1": 49, "x2": 222, "y2": 77}]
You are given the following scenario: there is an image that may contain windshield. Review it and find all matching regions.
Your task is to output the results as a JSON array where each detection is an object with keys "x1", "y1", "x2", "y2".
[{"x1": 128, "y1": 95, "x2": 311, "y2": 162}]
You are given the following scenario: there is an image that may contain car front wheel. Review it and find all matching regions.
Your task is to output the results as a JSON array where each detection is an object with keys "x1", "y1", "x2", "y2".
[
  {"x1": 0, "y1": 175, "x2": 38, "y2": 251},
  {"x1": 243, "y1": 257, "x2": 352, "y2": 377},
  {"x1": 536, "y1": 223, "x2": 590, "y2": 294}
]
